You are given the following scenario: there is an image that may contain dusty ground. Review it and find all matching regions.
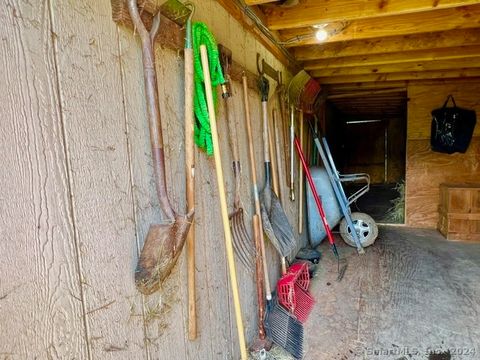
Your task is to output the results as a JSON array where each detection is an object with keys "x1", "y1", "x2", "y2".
[{"x1": 303, "y1": 226, "x2": 480, "y2": 360}]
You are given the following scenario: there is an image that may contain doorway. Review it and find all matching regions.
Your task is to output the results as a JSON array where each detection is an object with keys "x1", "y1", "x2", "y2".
[{"x1": 324, "y1": 90, "x2": 407, "y2": 223}]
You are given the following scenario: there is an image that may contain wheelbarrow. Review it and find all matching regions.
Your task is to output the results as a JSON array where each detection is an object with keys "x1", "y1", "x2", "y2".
[{"x1": 306, "y1": 129, "x2": 378, "y2": 251}]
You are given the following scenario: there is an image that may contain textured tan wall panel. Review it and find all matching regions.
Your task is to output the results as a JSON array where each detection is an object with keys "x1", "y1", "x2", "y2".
[
  {"x1": 49, "y1": 0, "x2": 147, "y2": 358},
  {"x1": 0, "y1": 1, "x2": 87, "y2": 358}
]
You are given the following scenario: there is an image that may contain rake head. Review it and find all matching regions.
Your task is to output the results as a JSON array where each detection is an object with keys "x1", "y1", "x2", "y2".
[
  {"x1": 277, "y1": 276, "x2": 315, "y2": 324},
  {"x1": 229, "y1": 207, "x2": 255, "y2": 270},
  {"x1": 277, "y1": 264, "x2": 315, "y2": 323},
  {"x1": 288, "y1": 262, "x2": 310, "y2": 291},
  {"x1": 265, "y1": 297, "x2": 304, "y2": 359}
]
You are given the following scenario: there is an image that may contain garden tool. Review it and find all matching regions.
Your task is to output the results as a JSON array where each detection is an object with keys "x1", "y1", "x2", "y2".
[
  {"x1": 294, "y1": 136, "x2": 348, "y2": 282},
  {"x1": 159, "y1": 0, "x2": 192, "y2": 26},
  {"x1": 277, "y1": 262, "x2": 315, "y2": 323},
  {"x1": 242, "y1": 74, "x2": 271, "y2": 352},
  {"x1": 258, "y1": 77, "x2": 304, "y2": 359},
  {"x1": 273, "y1": 82, "x2": 290, "y2": 190},
  {"x1": 182, "y1": 2, "x2": 196, "y2": 340},
  {"x1": 200, "y1": 44, "x2": 247, "y2": 360},
  {"x1": 272, "y1": 109, "x2": 286, "y2": 207},
  {"x1": 298, "y1": 110, "x2": 304, "y2": 234},
  {"x1": 259, "y1": 76, "x2": 296, "y2": 270},
  {"x1": 289, "y1": 105, "x2": 295, "y2": 201},
  {"x1": 127, "y1": 0, "x2": 193, "y2": 295},
  {"x1": 219, "y1": 45, "x2": 255, "y2": 270},
  {"x1": 264, "y1": 296, "x2": 304, "y2": 359}
]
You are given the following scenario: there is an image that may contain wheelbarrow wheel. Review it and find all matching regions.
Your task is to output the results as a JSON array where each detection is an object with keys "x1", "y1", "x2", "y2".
[{"x1": 339, "y1": 212, "x2": 378, "y2": 248}]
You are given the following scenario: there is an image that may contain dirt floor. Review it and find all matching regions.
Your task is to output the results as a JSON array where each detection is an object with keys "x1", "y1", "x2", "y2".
[{"x1": 304, "y1": 226, "x2": 480, "y2": 360}]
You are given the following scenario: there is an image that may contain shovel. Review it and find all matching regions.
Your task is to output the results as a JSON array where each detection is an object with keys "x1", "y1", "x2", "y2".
[{"x1": 127, "y1": 0, "x2": 194, "y2": 295}]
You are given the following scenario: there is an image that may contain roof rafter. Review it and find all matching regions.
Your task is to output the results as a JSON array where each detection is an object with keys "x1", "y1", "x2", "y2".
[
  {"x1": 264, "y1": 0, "x2": 480, "y2": 30},
  {"x1": 279, "y1": 5, "x2": 480, "y2": 47}
]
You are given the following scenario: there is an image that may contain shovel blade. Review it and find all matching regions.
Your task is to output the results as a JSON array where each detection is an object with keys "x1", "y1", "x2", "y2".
[
  {"x1": 135, "y1": 214, "x2": 193, "y2": 295},
  {"x1": 160, "y1": 0, "x2": 192, "y2": 26}
]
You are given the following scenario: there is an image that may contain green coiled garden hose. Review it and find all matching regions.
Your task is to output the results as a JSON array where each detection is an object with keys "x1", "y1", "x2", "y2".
[{"x1": 192, "y1": 22, "x2": 225, "y2": 155}]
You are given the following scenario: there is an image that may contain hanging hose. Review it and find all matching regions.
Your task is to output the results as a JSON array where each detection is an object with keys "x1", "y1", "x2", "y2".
[{"x1": 192, "y1": 22, "x2": 225, "y2": 155}]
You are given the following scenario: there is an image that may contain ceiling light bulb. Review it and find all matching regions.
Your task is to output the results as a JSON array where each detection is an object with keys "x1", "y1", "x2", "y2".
[{"x1": 315, "y1": 29, "x2": 328, "y2": 42}]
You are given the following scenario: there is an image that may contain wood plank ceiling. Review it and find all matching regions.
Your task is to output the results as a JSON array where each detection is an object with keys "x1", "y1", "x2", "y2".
[{"x1": 242, "y1": 0, "x2": 480, "y2": 117}]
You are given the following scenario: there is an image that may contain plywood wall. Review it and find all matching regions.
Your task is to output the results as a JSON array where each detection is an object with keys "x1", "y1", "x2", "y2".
[
  {"x1": 406, "y1": 80, "x2": 480, "y2": 228},
  {"x1": 0, "y1": 1, "x2": 302, "y2": 359}
]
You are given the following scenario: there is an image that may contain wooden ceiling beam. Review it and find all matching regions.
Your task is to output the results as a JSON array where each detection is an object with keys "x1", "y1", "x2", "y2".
[
  {"x1": 245, "y1": 0, "x2": 278, "y2": 4},
  {"x1": 311, "y1": 57, "x2": 480, "y2": 77},
  {"x1": 324, "y1": 82, "x2": 409, "y2": 92},
  {"x1": 295, "y1": 29, "x2": 480, "y2": 60},
  {"x1": 304, "y1": 45, "x2": 480, "y2": 70},
  {"x1": 280, "y1": 5, "x2": 480, "y2": 47},
  {"x1": 264, "y1": 0, "x2": 478, "y2": 30},
  {"x1": 324, "y1": 78, "x2": 480, "y2": 93},
  {"x1": 265, "y1": 0, "x2": 480, "y2": 30},
  {"x1": 316, "y1": 69, "x2": 480, "y2": 84}
]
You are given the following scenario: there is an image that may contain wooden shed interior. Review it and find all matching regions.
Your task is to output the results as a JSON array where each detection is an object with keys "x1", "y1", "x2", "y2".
[
  {"x1": 240, "y1": 0, "x2": 480, "y2": 228},
  {"x1": 1, "y1": 0, "x2": 479, "y2": 359}
]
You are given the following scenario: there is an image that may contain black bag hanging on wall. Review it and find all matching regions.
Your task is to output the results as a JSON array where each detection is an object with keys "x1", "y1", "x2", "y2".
[{"x1": 430, "y1": 95, "x2": 476, "y2": 154}]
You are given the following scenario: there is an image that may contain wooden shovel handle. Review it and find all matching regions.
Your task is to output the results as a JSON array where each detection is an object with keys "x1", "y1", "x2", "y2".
[
  {"x1": 253, "y1": 214, "x2": 266, "y2": 339},
  {"x1": 185, "y1": 47, "x2": 196, "y2": 341},
  {"x1": 268, "y1": 110, "x2": 279, "y2": 197},
  {"x1": 298, "y1": 110, "x2": 304, "y2": 234},
  {"x1": 200, "y1": 46, "x2": 247, "y2": 360},
  {"x1": 242, "y1": 74, "x2": 272, "y2": 301},
  {"x1": 272, "y1": 109, "x2": 286, "y2": 207}
]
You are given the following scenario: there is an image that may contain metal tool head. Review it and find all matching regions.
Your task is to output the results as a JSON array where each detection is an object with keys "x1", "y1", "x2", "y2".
[
  {"x1": 265, "y1": 297, "x2": 304, "y2": 359},
  {"x1": 219, "y1": 44, "x2": 233, "y2": 98},
  {"x1": 160, "y1": 0, "x2": 192, "y2": 26},
  {"x1": 229, "y1": 208, "x2": 255, "y2": 271},
  {"x1": 336, "y1": 258, "x2": 348, "y2": 282},
  {"x1": 135, "y1": 213, "x2": 193, "y2": 294},
  {"x1": 260, "y1": 187, "x2": 296, "y2": 258}
]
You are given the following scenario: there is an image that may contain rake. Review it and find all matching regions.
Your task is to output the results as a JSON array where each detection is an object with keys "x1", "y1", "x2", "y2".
[
  {"x1": 219, "y1": 45, "x2": 255, "y2": 270},
  {"x1": 264, "y1": 297, "x2": 304, "y2": 359},
  {"x1": 241, "y1": 75, "x2": 302, "y2": 357},
  {"x1": 277, "y1": 262, "x2": 315, "y2": 323}
]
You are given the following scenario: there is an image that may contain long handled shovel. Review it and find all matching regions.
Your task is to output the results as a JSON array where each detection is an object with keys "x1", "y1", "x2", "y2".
[
  {"x1": 183, "y1": 4, "x2": 196, "y2": 340},
  {"x1": 200, "y1": 45, "x2": 247, "y2": 360},
  {"x1": 127, "y1": 0, "x2": 193, "y2": 295}
]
